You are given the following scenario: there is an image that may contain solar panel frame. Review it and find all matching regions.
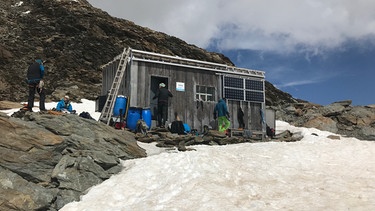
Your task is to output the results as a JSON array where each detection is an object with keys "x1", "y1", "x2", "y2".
[
  {"x1": 245, "y1": 79, "x2": 263, "y2": 91},
  {"x1": 224, "y1": 88, "x2": 244, "y2": 100},
  {"x1": 224, "y1": 77, "x2": 244, "y2": 89},
  {"x1": 223, "y1": 76, "x2": 264, "y2": 103},
  {"x1": 246, "y1": 90, "x2": 264, "y2": 102}
]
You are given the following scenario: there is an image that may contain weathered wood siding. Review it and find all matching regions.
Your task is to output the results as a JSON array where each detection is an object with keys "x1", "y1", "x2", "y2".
[
  {"x1": 126, "y1": 61, "x2": 217, "y2": 131},
  {"x1": 101, "y1": 60, "x2": 127, "y2": 96},
  {"x1": 227, "y1": 101, "x2": 263, "y2": 131}
]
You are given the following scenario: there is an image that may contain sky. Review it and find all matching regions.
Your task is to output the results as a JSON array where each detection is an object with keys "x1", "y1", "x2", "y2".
[
  {"x1": 86, "y1": 0, "x2": 375, "y2": 106},
  {"x1": 3, "y1": 101, "x2": 375, "y2": 210}
]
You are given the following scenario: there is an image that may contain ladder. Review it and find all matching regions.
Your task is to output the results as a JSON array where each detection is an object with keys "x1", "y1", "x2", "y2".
[{"x1": 99, "y1": 48, "x2": 130, "y2": 125}]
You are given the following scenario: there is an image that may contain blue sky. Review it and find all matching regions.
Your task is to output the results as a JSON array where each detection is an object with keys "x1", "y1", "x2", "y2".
[{"x1": 88, "y1": 0, "x2": 375, "y2": 106}]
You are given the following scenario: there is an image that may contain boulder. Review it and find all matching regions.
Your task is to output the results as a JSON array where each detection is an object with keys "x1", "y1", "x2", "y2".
[
  {"x1": 327, "y1": 135, "x2": 341, "y2": 140},
  {"x1": 320, "y1": 103, "x2": 347, "y2": 117},
  {"x1": 0, "y1": 166, "x2": 58, "y2": 211},
  {"x1": 0, "y1": 101, "x2": 21, "y2": 109},
  {"x1": 0, "y1": 111, "x2": 146, "y2": 210},
  {"x1": 331, "y1": 100, "x2": 352, "y2": 107},
  {"x1": 360, "y1": 127, "x2": 375, "y2": 140},
  {"x1": 303, "y1": 116, "x2": 338, "y2": 133}
]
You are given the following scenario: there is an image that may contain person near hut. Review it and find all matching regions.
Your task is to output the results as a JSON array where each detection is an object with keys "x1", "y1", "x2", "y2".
[
  {"x1": 213, "y1": 98, "x2": 231, "y2": 132},
  {"x1": 56, "y1": 95, "x2": 75, "y2": 114},
  {"x1": 24, "y1": 58, "x2": 46, "y2": 112},
  {"x1": 152, "y1": 83, "x2": 173, "y2": 127}
]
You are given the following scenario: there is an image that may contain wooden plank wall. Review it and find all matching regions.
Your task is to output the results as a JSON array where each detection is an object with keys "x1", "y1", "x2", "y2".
[
  {"x1": 227, "y1": 101, "x2": 263, "y2": 131},
  {"x1": 101, "y1": 59, "x2": 127, "y2": 96},
  {"x1": 128, "y1": 61, "x2": 218, "y2": 131}
]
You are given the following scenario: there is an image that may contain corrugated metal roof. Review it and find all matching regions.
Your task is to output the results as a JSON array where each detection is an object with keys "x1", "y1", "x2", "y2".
[{"x1": 102, "y1": 47, "x2": 265, "y2": 78}]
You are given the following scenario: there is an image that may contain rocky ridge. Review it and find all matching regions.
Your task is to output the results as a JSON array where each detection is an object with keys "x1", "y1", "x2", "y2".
[
  {"x1": 274, "y1": 100, "x2": 375, "y2": 140},
  {"x1": 0, "y1": 0, "x2": 297, "y2": 106},
  {"x1": 0, "y1": 0, "x2": 235, "y2": 101}
]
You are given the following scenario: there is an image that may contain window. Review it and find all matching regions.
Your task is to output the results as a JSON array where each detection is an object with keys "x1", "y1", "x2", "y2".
[{"x1": 196, "y1": 85, "x2": 215, "y2": 102}]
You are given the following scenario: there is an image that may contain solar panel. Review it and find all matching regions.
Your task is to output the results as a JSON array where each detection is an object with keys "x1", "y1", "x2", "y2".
[
  {"x1": 224, "y1": 88, "x2": 244, "y2": 100},
  {"x1": 246, "y1": 91, "x2": 264, "y2": 102},
  {"x1": 224, "y1": 77, "x2": 243, "y2": 89},
  {"x1": 245, "y1": 79, "x2": 263, "y2": 91},
  {"x1": 223, "y1": 76, "x2": 264, "y2": 102}
]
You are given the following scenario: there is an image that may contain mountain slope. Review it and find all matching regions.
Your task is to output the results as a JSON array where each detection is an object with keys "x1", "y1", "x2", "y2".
[{"x1": 0, "y1": 0, "x2": 297, "y2": 106}]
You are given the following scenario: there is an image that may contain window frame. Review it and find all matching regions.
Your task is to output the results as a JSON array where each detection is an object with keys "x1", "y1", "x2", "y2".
[{"x1": 195, "y1": 85, "x2": 215, "y2": 102}]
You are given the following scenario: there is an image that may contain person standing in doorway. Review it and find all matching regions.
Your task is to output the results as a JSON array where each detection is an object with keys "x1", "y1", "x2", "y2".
[
  {"x1": 25, "y1": 59, "x2": 46, "y2": 112},
  {"x1": 214, "y1": 98, "x2": 231, "y2": 132},
  {"x1": 152, "y1": 83, "x2": 173, "y2": 127}
]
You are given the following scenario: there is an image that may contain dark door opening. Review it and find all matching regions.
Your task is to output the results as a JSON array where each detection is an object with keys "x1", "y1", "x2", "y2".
[{"x1": 150, "y1": 76, "x2": 169, "y2": 120}]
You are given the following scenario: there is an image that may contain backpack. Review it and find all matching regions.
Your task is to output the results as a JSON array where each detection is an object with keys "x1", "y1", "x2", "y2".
[
  {"x1": 79, "y1": 111, "x2": 94, "y2": 120},
  {"x1": 266, "y1": 125, "x2": 275, "y2": 138},
  {"x1": 170, "y1": 121, "x2": 186, "y2": 135}
]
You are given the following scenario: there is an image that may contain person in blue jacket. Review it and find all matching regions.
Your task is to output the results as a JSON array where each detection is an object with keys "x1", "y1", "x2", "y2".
[
  {"x1": 25, "y1": 59, "x2": 45, "y2": 112},
  {"x1": 213, "y1": 98, "x2": 231, "y2": 132},
  {"x1": 56, "y1": 95, "x2": 75, "y2": 113}
]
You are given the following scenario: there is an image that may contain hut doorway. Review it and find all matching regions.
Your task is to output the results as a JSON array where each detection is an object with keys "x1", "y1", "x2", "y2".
[{"x1": 150, "y1": 76, "x2": 169, "y2": 120}]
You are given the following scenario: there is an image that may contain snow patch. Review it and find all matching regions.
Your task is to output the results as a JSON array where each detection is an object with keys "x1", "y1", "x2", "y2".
[{"x1": 12, "y1": 1, "x2": 23, "y2": 7}]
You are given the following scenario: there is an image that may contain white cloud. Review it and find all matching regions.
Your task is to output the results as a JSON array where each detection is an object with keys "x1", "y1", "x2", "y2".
[
  {"x1": 88, "y1": 0, "x2": 375, "y2": 53},
  {"x1": 265, "y1": 61, "x2": 343, "y2": 88},
  {"x1": 277, "y1": 79, "x2": 321, "y2": 88}
]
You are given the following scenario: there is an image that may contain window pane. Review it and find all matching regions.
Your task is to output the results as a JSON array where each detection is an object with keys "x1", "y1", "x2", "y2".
[
  {"x1": 200, "y1": 86, "x2": 206, "y2": 93},
  {"x1": 207, "y1": 87, "x2": 214, "y2": 95},
  {"x1": 207, "y1": 95, "x2": 213, "y2": 101}
]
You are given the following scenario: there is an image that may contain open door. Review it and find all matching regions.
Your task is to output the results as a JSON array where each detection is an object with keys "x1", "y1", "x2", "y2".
[{"x1": 150, "y1": 76, "x2": 169, "y2": 121}]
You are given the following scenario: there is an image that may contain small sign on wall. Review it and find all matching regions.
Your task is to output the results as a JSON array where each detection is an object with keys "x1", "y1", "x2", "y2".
[{"x1": 176, "y1": 82, "x2": 185, "y2": 91}]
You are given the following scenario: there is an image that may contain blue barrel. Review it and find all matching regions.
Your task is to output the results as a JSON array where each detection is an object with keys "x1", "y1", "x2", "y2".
[
  {"x1": 126, "y1": 107, "x2": 141, "y2": 131},
  {"x1": 142, "y1": 107, "x2": 152, "y2": 130},
  {"x1": 113, "y1": 95, "x2": 127, "y2": 116}
]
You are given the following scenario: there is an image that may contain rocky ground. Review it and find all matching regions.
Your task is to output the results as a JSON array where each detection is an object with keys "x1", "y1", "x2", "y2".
[
  {"x1": 273, "y1": 100, "x2": 375, "y2": 140},
  {"x1": 0, "y1": 110, "x2": 146, "y2": 210}
]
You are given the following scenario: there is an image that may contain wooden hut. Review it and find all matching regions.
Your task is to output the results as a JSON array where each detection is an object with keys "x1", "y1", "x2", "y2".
[{"x1": 99, "y1": 48, "x2": 266, "y2": 135}]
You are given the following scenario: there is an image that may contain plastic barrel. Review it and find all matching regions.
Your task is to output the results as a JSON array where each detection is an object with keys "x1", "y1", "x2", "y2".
[
  {"x1": 113, "y1": 95, "x2": 127, "y2": 116},
  {"x1": 142, "y1": 107, "x2": 152, "y2": 130},
  {"x1": 126, "y1": 107, "x2": 141, "y2": 131}
]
